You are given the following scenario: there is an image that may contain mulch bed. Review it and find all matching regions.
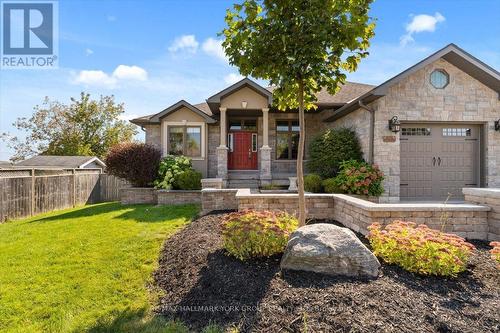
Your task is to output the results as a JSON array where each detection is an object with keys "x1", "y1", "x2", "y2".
[{"x1": 153, "y1": 212, "x2": 500, "y2": 332}]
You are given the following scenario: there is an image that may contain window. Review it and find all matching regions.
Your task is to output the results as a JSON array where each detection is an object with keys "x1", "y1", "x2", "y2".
[
  {"x1": 442, "y1": 128, "x2": 471, "y2": 137},
  {"x1": 252, "y1": 133, "x2": 258, "y2": 152},
  {"x1": 430, "y1": 69, "x2": 449, "y2": 89},
  {"x1": 229, "y1": 119, "x2": 257, "y2": 131},
  {"x1": 401, "y1": 128, "x2": 431, "y2": 136},
  {"x1": 276, "y1": 120, "x2": 300, "y2": 160},
  {"x1": 168, "y1": 126, "x2": 202, "y2": 157}
]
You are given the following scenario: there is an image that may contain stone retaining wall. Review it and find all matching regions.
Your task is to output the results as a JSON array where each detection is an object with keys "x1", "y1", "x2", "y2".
[
  {"x1": 201, "y1": 189, "x2": 238, "y2": 214},
  {"x1": 157, "y1": 190, "x2": 201, "y2": 205},
  {"x1": 236, "y1": 189, "x2": 335, "y2": 219},
  {"x1": 463, "y1": 188, "x2": 500, "y2": 241},
  {"x1": 120, "y1": 188, "x2": 157, "y2": 205},
  {"x1": 333, "y1": 194, "x2": 490, "y2": 240}
]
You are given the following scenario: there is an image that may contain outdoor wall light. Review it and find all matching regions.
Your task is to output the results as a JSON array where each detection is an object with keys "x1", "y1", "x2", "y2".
[
  {"x1": 388, "y1": 116, "x2": 401, "y2": 133},
  {"x1": 241, "y1": 101, "x2": 248, "y2": 109},
  {"x1": 495, "y1": 119, "x2": 500, "y2": 132}
]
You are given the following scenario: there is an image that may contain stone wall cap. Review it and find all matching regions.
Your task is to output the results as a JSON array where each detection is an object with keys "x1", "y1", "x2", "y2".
[
  {"x1": 201, "y1": 188, "x2": 238, "y2": 193},
  {"x1": 157, "y1": 189, "x2": 201, "y2": 193},
  {"x1": 463, "y1": 187, "x2": 500, "y2": 199},
  {"x1": 332, "y1": 194, "x2": 490, "y2": 212},
  {"x1": 236, "y1": 188, "x2": 336, "y2": 199}
]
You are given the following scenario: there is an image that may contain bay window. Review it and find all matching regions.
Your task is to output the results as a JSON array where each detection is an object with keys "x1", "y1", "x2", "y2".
[{"x1": 167, "y1": 125, "x2": 201, "y2": 157}]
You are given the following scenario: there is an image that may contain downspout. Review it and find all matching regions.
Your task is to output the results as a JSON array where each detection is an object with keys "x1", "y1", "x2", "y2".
[{"x1": 358, "y1": 100, "x2": 375, "y2": 164}]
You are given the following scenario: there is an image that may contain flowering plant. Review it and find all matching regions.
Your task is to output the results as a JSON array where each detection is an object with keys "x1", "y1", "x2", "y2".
[
  {"x1": 221, "y1": 210, "x2": 298, "y2": 260},
  {"x1": 334, "y1": 160, "x2": 384, "y2": 197},
  {"x1": 368, "y1": 221, "x2": 475, "y2": 277},
  {"x1": 154, "y1": 155, "x2": 193, "y2": 190},
  {"x1": 490, "y1": 241, "x2": 500, "y2": 268}
]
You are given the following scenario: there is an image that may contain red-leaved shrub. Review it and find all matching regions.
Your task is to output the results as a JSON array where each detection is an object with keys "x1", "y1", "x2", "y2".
[
  {"x1": 105, "y1": 142, "x2": 161, "y2": 187},
  {"x1": 368, "y1": 221, "x2": 475, "y2": 277}
]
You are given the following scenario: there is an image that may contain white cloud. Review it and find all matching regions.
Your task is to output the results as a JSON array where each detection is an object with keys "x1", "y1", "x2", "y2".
[
  {"x1": 73, "y1": 70, "x2": 117, "y2": 88},
  {"x1": 400, "y1": 12, "x2": 445, "y2": 46},
  {"x1": 202, "y1": 38, "x2": 227, "y2": 61},
  {"x1": 113, "y1": 65, "x2": 148, "y2": 81},
  {"x1": 168, "y1": 35, "x2": 199, "y2": 54},
  {"x1": 224, "y1": 73, "x2": 244, "y2": 85},
  {"x1": 73, "y1": 65, "x2": 148, "y2": 88},
  {"x1": 85, "y1": 48, "x2": 94, "y2": 56}
]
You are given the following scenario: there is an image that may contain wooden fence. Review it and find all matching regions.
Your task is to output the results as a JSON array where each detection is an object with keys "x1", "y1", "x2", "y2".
[{"x1": 0, "y1": 169, "x2": 130, "y2": 222}]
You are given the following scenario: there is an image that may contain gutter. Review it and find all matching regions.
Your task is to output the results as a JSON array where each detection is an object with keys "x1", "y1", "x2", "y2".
[{"x1": 358, "y1": 100, "x2": 375, "y2": 164}]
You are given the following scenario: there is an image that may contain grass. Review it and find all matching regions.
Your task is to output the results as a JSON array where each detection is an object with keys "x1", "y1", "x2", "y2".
[{"x1": 0, "y1": 202, "x2": 199, "y2": 333}]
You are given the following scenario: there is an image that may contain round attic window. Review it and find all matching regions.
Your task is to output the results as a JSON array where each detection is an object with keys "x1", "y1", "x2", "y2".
[{"x1": 430, "y1": 69, "x2": 449, "y2": 89}]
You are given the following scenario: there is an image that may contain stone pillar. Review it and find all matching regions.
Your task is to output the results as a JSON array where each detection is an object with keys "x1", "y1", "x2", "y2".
[
  {"x1": 260, "y1": 107, "x2": 272, "y2": 186},
  {"x1": 217, "y1": 107, "x2": 228, "y2": 182}
]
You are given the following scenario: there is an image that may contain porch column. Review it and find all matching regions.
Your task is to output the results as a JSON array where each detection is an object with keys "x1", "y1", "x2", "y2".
[
  {"x1": 260, "y1": 107, "x2": 272, "y2": 185},
  {"x1": 216, "y1": 107, "x2": 228, "y2": 182}
]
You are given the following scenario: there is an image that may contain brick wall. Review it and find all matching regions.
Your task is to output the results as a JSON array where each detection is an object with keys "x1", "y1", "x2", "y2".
[
  {"x1": 464, "y1": 188, "x2": 500, "y2": 241},
  {"x1": 333, "y1": 194, "x2": 489, "y2": 240},
  {"x1": 120, "y1": 188, "x2": 157, "y2": 205},
  {"x1": 201, "y1": 189, "x2": 238, "y2": 214},
  {"x1": 157, "y1": 190, "x2": 201, "y2": 205},
  {"x1": 236, "y1": 189, "x2": 335, "y2": 219}
]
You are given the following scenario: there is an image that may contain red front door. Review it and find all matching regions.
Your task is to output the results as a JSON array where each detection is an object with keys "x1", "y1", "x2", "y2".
[{"x1": 228, "y1": 132, "x2": 258, "y2": 170}]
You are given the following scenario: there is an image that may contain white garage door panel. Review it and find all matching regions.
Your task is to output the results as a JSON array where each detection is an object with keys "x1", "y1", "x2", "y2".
[{"x1": 400, "y1": 124, "x2": 479, "y2": 201}]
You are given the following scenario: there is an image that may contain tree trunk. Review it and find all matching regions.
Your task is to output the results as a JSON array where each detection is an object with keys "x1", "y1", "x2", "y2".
[{"x1": 297, "y1": 80, "x2": 306, "y2": 226}]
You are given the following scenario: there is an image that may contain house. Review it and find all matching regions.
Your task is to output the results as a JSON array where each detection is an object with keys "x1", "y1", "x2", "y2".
[
  {"x1": 15, "y1": 155, "x2": 106, "y2": 171},
  {"x1": 131, "y1": 44, "x2": 500, "y2": 203}
]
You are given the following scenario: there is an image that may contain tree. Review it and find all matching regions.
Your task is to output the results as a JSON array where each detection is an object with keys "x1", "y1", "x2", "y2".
[
  {"x1": 1, "y1": 92, "x2": 138, "y2": 162},
  {"x1": 222, "y1": 0, "x2": 375, "y2": 226}
]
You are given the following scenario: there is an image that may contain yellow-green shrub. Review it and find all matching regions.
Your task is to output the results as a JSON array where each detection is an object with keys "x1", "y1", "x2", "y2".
[
  {"x1": 221, "y1": 210, "x2": 298, "y2": 260},
  {"x1": 367, "y1": 221, "x2": 475, "y2": 277}
]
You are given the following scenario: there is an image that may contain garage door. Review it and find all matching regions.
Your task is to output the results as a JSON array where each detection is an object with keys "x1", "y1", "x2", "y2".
[{"x1": 400, "y1": 124, "x2": 480, "y2": 201}]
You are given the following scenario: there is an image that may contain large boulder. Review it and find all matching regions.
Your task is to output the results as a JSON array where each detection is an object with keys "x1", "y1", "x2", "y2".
[{"x1": 280, "y1": 223, "x2": 380, "y2": 278}]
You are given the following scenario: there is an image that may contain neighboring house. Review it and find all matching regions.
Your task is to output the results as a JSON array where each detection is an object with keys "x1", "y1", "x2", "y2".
[
  {"x1": 15, "y1": 156, "x2": 106, "y2": 171},
  {"x1": 0, "y1": 161, "x2": 13, "y2": 169},
  {"x1": 131, "y1": 44, "x2": 500, "y2": 202}
]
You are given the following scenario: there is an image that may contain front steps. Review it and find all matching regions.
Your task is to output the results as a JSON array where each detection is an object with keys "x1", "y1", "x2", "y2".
[{"x1": 227, "y1": 171, "x2": 260, "y2": 188}]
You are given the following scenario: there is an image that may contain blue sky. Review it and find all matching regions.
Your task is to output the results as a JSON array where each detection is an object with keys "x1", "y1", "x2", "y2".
[{"x1": 1, "y1": 0, "x2": 499, "y2": 160}]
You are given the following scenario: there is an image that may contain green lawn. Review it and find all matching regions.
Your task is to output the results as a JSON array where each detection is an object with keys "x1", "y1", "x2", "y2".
[{"x1": 0, "y1": 202, "x2": 198, "y2": 333}]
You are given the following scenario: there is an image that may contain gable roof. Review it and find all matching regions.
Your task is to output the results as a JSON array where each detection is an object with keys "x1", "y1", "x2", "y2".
[
  {"x1": 131, "y1": 100, "x2": 216, "y2": 125},
  {"x1": 206, "y1": 78, "x2": 274, "y2": 113},
  {"x1": 325, "y1": 43, "x2": 500, "y2": 122},
  {"x1": 16, "y1": 156, "x2": 106, "y2": 169}
]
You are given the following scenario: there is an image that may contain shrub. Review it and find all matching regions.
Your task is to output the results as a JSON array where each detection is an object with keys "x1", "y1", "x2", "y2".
[
  {"x1": 322, "y1": 178, "x2": 342, "y2": 193},
  {"x1": 105, "y1": 142, "x2": 161, "y2": 187},
  {"x1": 304, "y1": 174, "x2": 322, "y2": 193},
  {"x1": 175, "y1": 169, "x2": 202, "y2": 190},
  {"x1": 368, "y1": 221, "x2": 476, "y2": 277},
  {"x1": 154, "y1": 155, "x2": 193, "y2": 190},
  {"x1": 221, "y1": 210, "x2": 298, "y2": 260},
  {"x1": 334, "y1": 160, "x2": 384, "y2": 197},
  {"x1": 490, "y1": 241, "x2": 500, "y2": 268},
  {"x1": 308, "y1": 127, "x2": 363, "y2": 178}
]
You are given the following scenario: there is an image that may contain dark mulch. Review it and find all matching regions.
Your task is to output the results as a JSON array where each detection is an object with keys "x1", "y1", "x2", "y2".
[{"x1": 153, "y1": 212, "x2": 500, "y2": 333}]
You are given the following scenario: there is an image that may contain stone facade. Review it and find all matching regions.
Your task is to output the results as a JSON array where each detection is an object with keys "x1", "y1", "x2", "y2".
[
  {"x1": 120, "y1": 188, "x2": 157, "y2": 205},
  {"x1": 464, "y1": 188, "x2": 500, "y2": 241},
  {"x1": 201, "y1": 189, "x2": 238, "y2": 214},
  {"x1": 144, "y1": 124, "x2": 161, "y2": 150},
  {"x1": 335, "y1": 58, "x2": 500, "y2": 202},
  {"x1": 157, "y1": 190, "x2": 201, "y2": 205}
]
